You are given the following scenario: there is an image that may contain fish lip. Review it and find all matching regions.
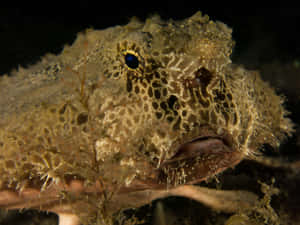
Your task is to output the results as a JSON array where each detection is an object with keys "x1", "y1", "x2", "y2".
[
  {"x1": 164, "y1": 136, "x2": 231, "y2": 164},
  {"x1": 157, "y1": 126, "x2": 241, "y2": 185},
  {"x1": 164, "y1": 126, "x2": 234, "y2": 163}
]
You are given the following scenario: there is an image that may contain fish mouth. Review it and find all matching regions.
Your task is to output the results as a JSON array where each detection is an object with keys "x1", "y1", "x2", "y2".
[{"x1": 158, "y1": 127, "x2": 243, "y2": 185}]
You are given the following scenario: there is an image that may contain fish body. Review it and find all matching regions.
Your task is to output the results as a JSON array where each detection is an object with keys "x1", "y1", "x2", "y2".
[{"x1": 0, "y1": 12, "x2": 293, "y2": 224}]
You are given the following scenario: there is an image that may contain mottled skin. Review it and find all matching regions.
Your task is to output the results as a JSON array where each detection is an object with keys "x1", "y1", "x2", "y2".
[{"x1": 0, "y1": 12, "x2": 294, "y2": 224}]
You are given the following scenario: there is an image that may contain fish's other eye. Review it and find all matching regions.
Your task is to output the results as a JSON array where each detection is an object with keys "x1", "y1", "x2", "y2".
[{"x1": 125, "y1": 53, "x2": 139, "y2": 69}]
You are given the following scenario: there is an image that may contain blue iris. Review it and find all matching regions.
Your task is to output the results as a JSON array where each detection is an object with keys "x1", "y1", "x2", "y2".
[{"x1": 125, "y1": 53, "x2": 139, "y2": 69}]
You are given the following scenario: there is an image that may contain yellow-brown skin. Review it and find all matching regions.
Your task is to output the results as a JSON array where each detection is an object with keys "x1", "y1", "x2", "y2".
[{"x1": 0, "y1": 12, "x2": 294, "y2": 224}]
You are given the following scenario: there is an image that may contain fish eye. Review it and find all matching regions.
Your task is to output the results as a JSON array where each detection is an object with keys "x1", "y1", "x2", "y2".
[{"x1": 125, "y1": 53, "x2": 139, "y2": 69}]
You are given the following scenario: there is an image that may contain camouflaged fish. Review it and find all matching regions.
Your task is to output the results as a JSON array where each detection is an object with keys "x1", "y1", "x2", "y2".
[{"x1": 0, "y1": 12, "x2": 293, "y2": 225}]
